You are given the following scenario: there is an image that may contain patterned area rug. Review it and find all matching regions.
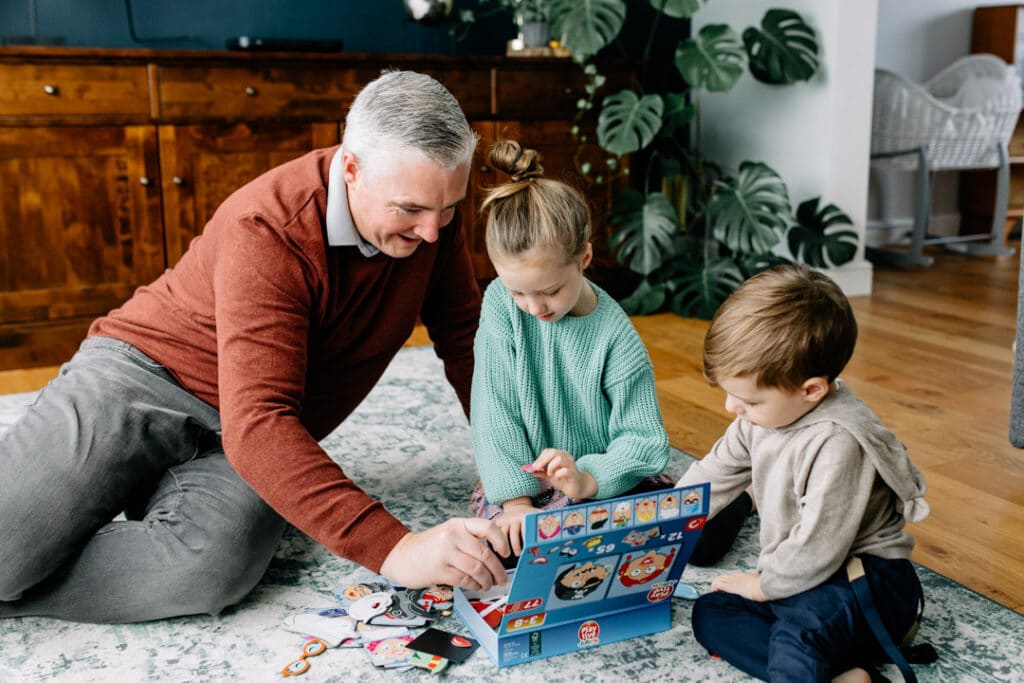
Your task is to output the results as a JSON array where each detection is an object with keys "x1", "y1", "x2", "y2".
[{"x1": 1, "y1": 346, "x2": 1022, "y2": 682}]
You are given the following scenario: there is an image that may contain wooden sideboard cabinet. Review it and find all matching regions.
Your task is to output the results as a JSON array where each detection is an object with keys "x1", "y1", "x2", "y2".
[{"x1": 0, "y1": 48, "x2": 629, "y2": 371}]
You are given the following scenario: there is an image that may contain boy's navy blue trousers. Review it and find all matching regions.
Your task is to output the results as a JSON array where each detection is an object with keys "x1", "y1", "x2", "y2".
[{"x1": 692, "y1": 554, "x2": 922, "y2": 682}]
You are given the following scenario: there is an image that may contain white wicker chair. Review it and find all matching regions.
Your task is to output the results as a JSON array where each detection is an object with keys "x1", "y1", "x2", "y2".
[{"x1": 869, "y1": 54, "x2": 1021, "y2": 266}]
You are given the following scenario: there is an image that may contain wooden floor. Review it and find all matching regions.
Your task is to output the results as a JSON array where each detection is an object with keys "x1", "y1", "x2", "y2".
[
  {"x1": 2, "y1": 247, "x2": 1022, "y2": 614},
  {"x1": 634, "y1": 247, "x2": 1024, "y2": 616}
]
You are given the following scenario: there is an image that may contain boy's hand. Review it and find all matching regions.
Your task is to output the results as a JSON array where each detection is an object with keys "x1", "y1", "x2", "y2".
[
  {"x1": 498, "y1": 500, "x2": 538, "y2": 556},
  {"x1": 711, "y1": 571, "x2": 767, "y2": 601},
  {"x1": 525, "y1": 448, "x2": 599, "y2": 500}
]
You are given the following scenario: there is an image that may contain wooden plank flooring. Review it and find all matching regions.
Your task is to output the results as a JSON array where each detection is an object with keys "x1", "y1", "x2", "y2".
[
  {"x1": 2, "y1": 247, "x2": 1022, "y2": 614},
  {"x1": 634, "y1": 247, "x2": 1024, "y2": 615}
]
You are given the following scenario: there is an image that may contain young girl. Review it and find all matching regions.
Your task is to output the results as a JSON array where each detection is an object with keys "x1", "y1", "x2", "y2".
[{"x1": 469, "y1": 139, "x2": 671, "y2": 554}]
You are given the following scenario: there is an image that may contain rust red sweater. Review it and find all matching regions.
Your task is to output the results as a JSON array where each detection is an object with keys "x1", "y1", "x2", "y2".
[{"x1": 90, "y1": 146, "x2": 481, "y2": 572}]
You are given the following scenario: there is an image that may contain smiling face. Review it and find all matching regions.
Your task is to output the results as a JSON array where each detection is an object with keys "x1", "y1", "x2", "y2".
[
  {"x1": 492, "y1": 246, "x2": 595, "y2": 323},
  {"x1": 343, "y1": 149, "x2": 469, "y2": 258},
  {"x1": 718, "y1": 374, "x2": 829, "y2": 429}
]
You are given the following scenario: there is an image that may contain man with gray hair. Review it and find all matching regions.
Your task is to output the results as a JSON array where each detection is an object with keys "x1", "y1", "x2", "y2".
[{"x1": 0, "y1": 70, "x2": 509, "y2": 623}]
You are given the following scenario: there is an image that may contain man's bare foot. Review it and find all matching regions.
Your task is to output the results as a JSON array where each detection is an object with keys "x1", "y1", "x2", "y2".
[{"x1": 832, "y1": 668, "x2": 871, "y2": 683}]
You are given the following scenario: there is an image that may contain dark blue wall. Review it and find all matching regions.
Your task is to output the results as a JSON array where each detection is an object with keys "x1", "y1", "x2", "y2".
[{"x1": 0, "y1": 0, "x2": 513, "y2": 55}]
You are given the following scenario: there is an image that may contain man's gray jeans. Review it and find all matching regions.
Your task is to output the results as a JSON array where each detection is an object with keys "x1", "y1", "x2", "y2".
[{"x1": 0, "y1": 337, "x2": 285, "y2": 623}]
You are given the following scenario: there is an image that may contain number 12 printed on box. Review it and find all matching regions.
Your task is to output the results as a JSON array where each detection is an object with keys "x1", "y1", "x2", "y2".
[{"x1": 454, "y1": 483, "x2": 711, "y2": 667}]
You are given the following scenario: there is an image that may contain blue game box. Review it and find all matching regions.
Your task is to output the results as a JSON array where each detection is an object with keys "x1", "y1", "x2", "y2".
[{"x1": 454, "y1": 483, "x2": 710, "y2": 667}]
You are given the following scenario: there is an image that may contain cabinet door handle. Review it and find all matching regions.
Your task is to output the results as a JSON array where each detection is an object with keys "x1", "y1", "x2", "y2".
[
  {"x1": 479, "y1": 165, "x2": 490, "y2": 173},
  {"x1": 139, "y1": 176, "x2": 151, "y2": 186},
  {"x1": 172, "y1": 176, "x2": 185, "y2": 186},
  {"x1": 43, "y1": 84, "x2": 59, "y2": 96},
  {"x1": 245, "y1": 85, "x2": 258, "y2": 96}
]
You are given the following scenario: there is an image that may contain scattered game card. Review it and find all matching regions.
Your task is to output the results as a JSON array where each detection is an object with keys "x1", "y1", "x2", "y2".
[
  {"x1": 673, "y1": 582, "x2": 700, "y2": 600},
  {"x1": 368, "y1": 591, "x2": 430, "y2": 627},
  {"x1": 401, "y1": 584, "x2": 455, "y2": 617},
  {"x1": 281, "y1": 608, "x2": 357, "y2": 647},
  {"x1": 407, "y1": 627, "x2": 479, "y2": 663},
  {"x1": 330, "y1": 581, "x2": 391, "y2": 608},
  {"x1": 363, "y1": 635, "x2": 416, "y2": 669},
  {"x1": 354, "y1": 622, "x2": 411, "y2": 642},
  {"x1": 409, "y1": 650, "x2": 449, "y2": 674}
]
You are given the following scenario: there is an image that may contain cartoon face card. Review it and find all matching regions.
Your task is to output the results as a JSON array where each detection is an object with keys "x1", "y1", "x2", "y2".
[{"x1": 546, "y1": 557, "x2": 619, "y2": 607}]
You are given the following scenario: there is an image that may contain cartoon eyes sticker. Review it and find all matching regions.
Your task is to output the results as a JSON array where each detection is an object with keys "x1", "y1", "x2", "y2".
[{"x1": 280, "y1": 638, "x2": 328, "y2": 677}]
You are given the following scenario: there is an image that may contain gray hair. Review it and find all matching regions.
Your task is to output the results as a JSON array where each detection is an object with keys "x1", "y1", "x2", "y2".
[{"x1": 342, "y1": 70, "x2": 478, "y2": 177}]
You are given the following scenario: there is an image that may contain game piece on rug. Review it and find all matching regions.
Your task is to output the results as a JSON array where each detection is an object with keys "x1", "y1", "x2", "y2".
[
  {"x1": 281, "y1": 609, "x2": 357, "y2": 647},
  {"x1": 331, "y1": 581, "x2": 391, "y2": 607},
  {"x1": 347, "y1": 591, "x2": 393, "y2": 622},
  {"x1": 368, "y1": 591, "x2": 430, "y2": 627},
  {"x1": 409, "y1": 650, "x2": 449, "y2": 674},
  {"x1": 673, "y1": 583, "x2": 700, "y2": 600},
  {"x1": 407, "y1": 627, "x2": 480, "y2": 664},
  {"x1": 363, "y1": 635, "x2": 416, "y2": 670},
  {"x1": 280, "y1": 638, "x2": 328, "y2": 677}
]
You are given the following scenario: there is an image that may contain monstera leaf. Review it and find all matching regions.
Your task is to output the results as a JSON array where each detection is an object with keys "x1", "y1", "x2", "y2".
[
  {"x1": 674, "y1": 24, "x2": 746, "y2": 93},
  {"x1": 598, "y1": 90, "x2": 665, "y2": 156},
  {"x1": 607, "y1": 189, "x2": 679, "y2": 275},
  {"x1": 618, "y1": 277, "x2": 669, "y2": 315},
  {"x1": 787, "y1": 197, "x2": 858, "y2": 267},
  {"x1": 549, "y1": 0, "x2": 626, "y2": 62},
  {"x1": 648, "y1": 0, "x2": 705, "y2": 19},
  {"x1": 742, "y1": 9, "x2": 819, "y2": 84},
  {"x1": 706, "y1": 161, "x2": 791, "y2": 254},
  {"x1": 659, "y1": 92, "x2": 695, "y2": 137},
  {"x1": 663, "y1": 254, "x2": 745, "y2": 320}
]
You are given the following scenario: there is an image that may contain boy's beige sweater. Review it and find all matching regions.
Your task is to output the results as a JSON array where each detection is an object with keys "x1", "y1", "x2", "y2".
[{"x1": 678, "y1": 381, "x2": 928, "y2": 599}]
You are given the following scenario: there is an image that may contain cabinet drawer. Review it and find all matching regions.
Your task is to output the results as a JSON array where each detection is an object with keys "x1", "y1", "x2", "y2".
[
  {"x1": 408, "y1": 68, "x2": 493, "y2": 118},
  {"x1": 155, "y1": 65, "x2": 380, "y2": 120},
  {"x1": 0, "y1": 63, "x2": 150, "y2": 118},
  {"x1": 494, "y1": 64, "x2": 589, "y2": 118}
]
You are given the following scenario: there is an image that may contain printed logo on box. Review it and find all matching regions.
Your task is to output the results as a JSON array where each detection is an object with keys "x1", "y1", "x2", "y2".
[
  {"x1": 577, "y1": 620, "x2": 601, "y2": 647},
  {"x1": 529, "y1": 631, "x2": 542, "y2": 656},
  {"x1": 506, "y1": 612, "x2": 547, "y2": 632},
  {"x1": 646, "y1": 581, "x2": 676, "y2": 602}
]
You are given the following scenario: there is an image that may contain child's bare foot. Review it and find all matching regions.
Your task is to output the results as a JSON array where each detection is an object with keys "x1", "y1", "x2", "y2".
[{"x1": 832, "y1": 668, "x2": 871, "y2": 683}]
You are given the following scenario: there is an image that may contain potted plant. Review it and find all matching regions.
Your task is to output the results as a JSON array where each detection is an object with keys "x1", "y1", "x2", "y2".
[
  {"x1": 471, "y1": 0, "x2": 551, "y2": 47},
  {"x1": 540, "y1": 1, "x2": 858, "y2": 318}
]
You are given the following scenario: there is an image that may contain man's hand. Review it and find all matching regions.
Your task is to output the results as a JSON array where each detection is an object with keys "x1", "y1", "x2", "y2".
[
  {"x1": 526, "y1": 448, "x2": 598, "y2": 500},
  {"x1": 378, "y1": 518, "x2": 511, "y2": 590},
  {"x1": 497, "y1": 499, "x2": 539, "y2": 556},
  {"x1": 710, "y1": 571, "x2": 766, "y2": 601}
]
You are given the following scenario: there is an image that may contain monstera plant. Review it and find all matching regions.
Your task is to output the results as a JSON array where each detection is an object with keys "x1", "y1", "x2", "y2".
[{"x1": 541, "y1": 1, "x2": 857, "y2": 318}]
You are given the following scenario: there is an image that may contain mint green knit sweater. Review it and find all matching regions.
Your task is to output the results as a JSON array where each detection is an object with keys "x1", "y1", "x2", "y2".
[{"x1": 471, "y1": 278, "x2": 669, "y2": 505}]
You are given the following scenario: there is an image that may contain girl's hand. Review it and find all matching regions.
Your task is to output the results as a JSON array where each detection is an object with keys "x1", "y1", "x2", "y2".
[
  {"x1": 525, "y1": 448, "x2": 598, "y2": 500},
  {"x1": 498, "y1": 500, "x2": 538, "y2": 556},
  {"x1": 710, "y1": 571, "x2": 767, "y2": 601}
]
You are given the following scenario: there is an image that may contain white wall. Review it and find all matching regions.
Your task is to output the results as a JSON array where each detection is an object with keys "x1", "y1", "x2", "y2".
[{"x1": 693, "y1": 0, "x2": 877, "y2": 296}]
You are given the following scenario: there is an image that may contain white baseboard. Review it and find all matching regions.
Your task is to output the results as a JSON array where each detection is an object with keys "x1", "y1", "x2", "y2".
[
  {"x1": 822, "y1": 258, "x2": 873, "y2": 297},
  {"x1": 865, "y1": 212, "x2": 961, "y2": 246}
]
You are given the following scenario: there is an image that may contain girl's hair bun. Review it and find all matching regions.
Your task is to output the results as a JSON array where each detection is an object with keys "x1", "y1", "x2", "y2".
[{"x1": 490, "y1": 139, "x2": 543, "y2": 182}]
